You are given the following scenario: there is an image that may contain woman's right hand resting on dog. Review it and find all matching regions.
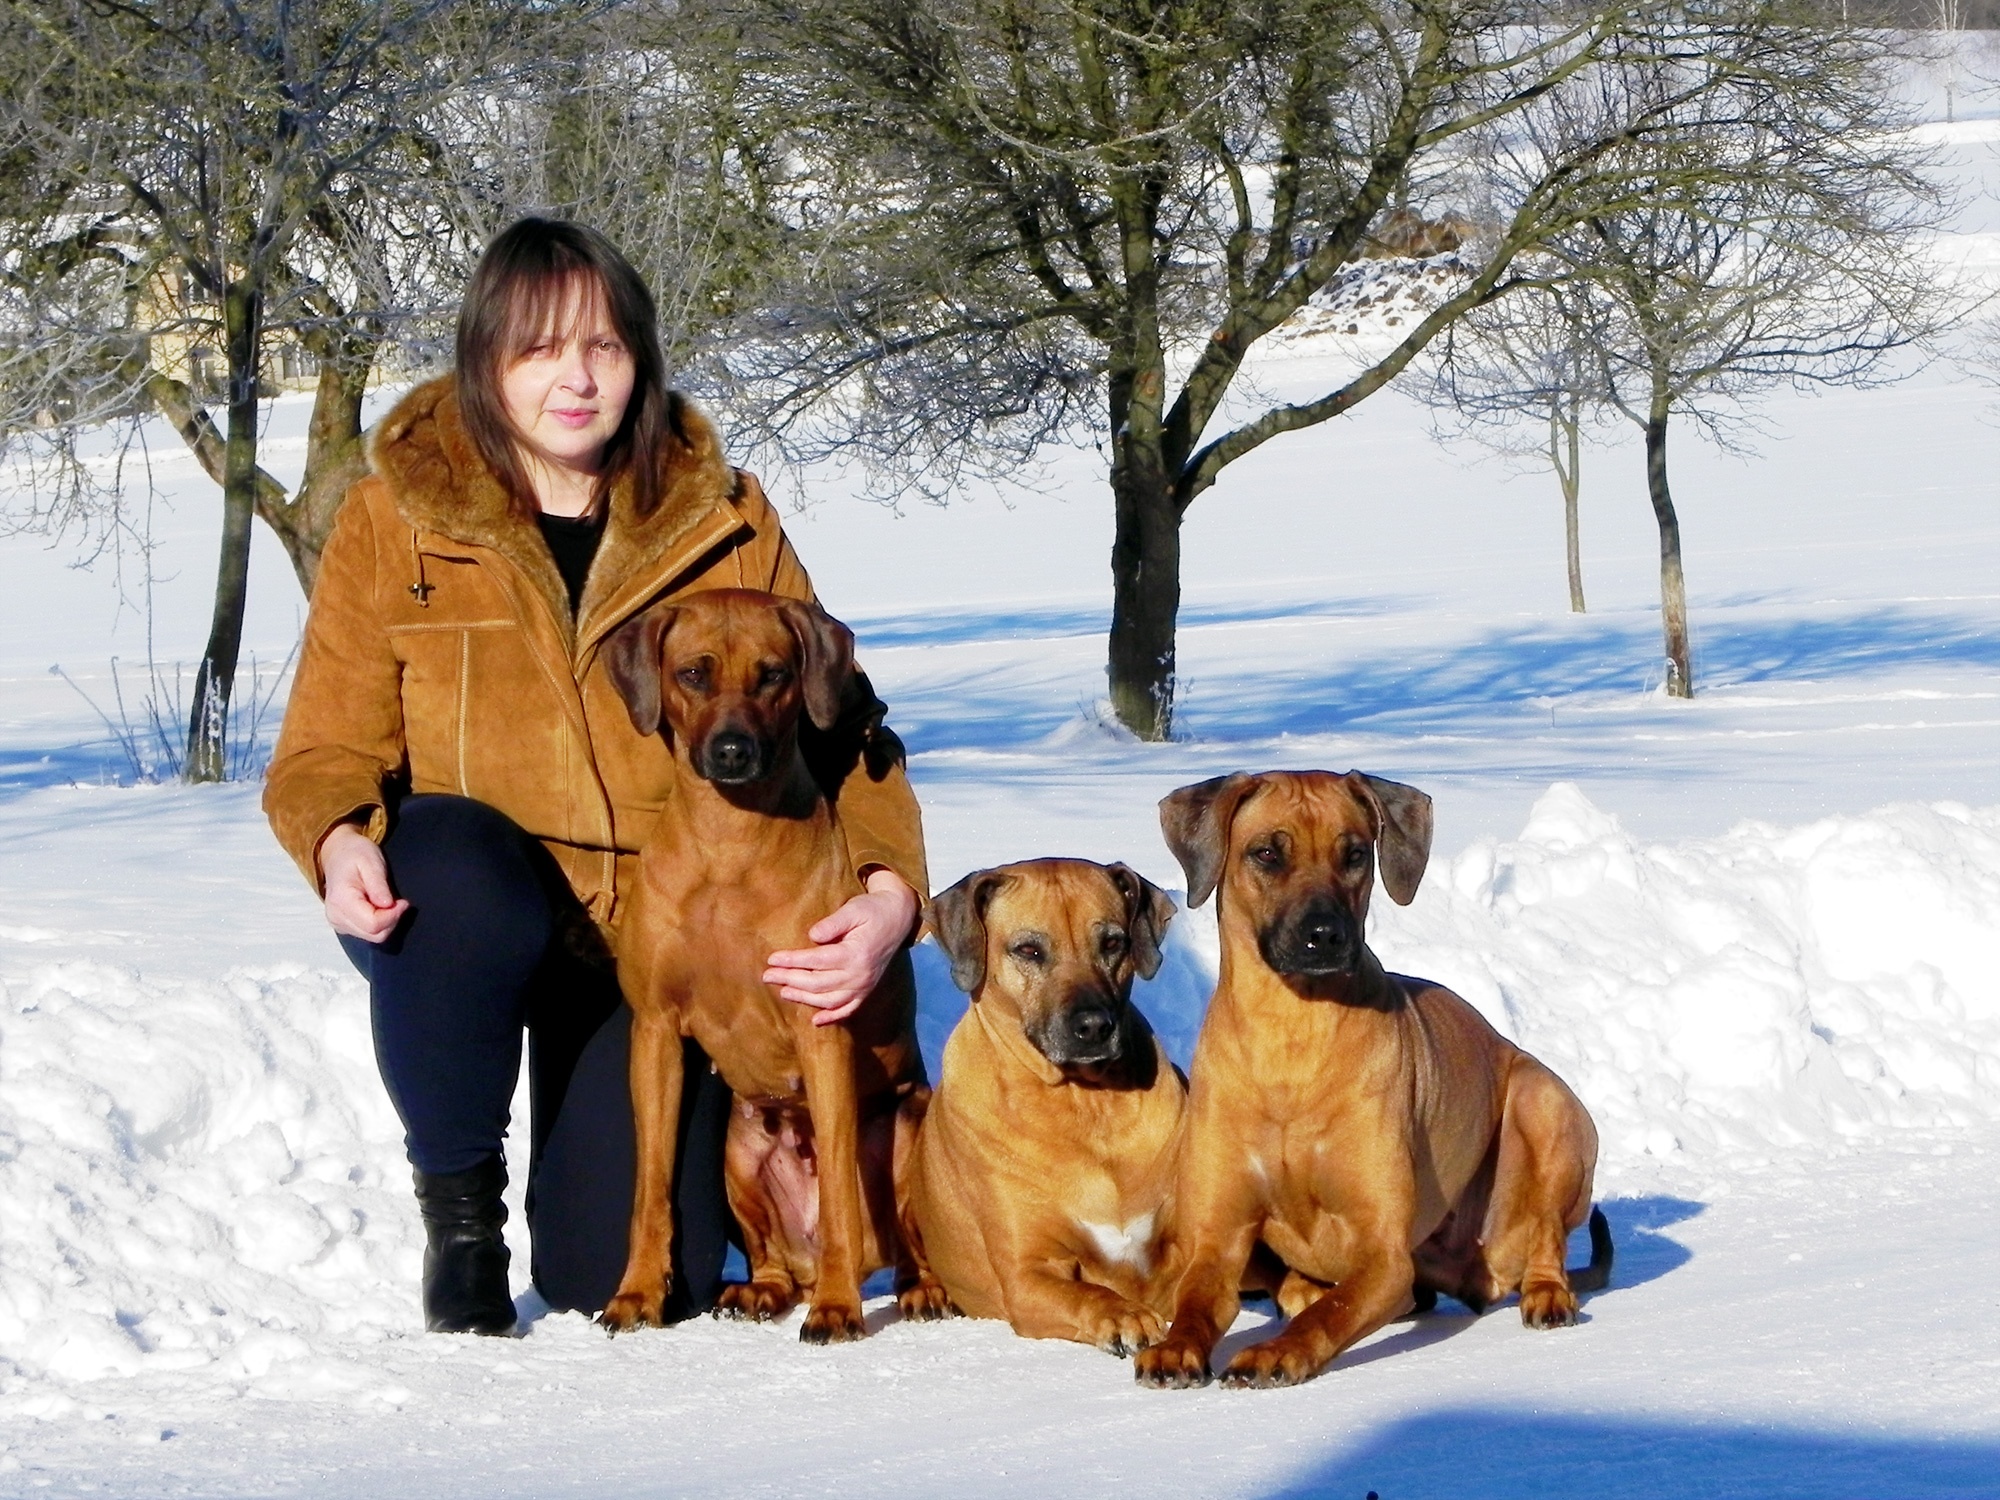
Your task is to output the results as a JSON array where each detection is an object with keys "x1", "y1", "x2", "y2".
[
  {"x1": 319, "y1": 823, "x2": 410, "y2": 943},
  {"x1": 765, "y1": 869, "x2": 920, "y2": 1027}
]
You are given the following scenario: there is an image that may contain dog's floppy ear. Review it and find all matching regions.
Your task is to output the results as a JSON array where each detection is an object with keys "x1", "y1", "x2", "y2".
[
  {"x1": 1352, "y1": 772, "x2": 1433, "y2": 906},
  {"x1": 926, "y1": 868, "x2": 1012, "y2": 996},
  {"x1": 1105, "y1": 863, "x2": 1177, "y2": 981},
  {"x1": 605, "y1": 602, "x2": 677, "y2": 737},
  {"x1": 775, "y1": 597, "x2": 856, "y2": 731},
  {"x1": 1158, "y1": 773, "x2": 1259, "y2": 909}
]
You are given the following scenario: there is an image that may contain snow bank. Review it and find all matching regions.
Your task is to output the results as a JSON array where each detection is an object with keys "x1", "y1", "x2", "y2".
[
  {"x1": 0, "y1": 963, "x2": 415, "y2": 1405},
  {"x1": 5, "y1": 788, "x2": 1999, "y2": 1396},
  {"x1": 1370, "y1": 787, "x2": 2000, "y2": 1165}
]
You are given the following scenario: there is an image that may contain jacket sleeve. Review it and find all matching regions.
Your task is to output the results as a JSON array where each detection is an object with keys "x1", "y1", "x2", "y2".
[
  {"x1": 734, "y1": 471, "x2": 932, "y2": 902},
  {"x1": 262, "y1": 485, "x2": 407, "y2": 894}
]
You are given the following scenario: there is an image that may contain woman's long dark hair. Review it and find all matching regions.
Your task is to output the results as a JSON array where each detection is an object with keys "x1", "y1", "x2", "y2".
[{"x1": 456, "y1": 218, "x2": 671, "y2": 520}]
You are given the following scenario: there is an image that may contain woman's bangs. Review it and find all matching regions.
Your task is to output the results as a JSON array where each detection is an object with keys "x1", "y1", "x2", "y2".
[{"x1": 496, "y1": 266, "x2": 613, "y2": 361}]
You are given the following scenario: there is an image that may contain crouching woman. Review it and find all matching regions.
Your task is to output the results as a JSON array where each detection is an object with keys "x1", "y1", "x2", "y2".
[{"x1": 262, "y1": 218, "x2": 928, "y2": 1334}]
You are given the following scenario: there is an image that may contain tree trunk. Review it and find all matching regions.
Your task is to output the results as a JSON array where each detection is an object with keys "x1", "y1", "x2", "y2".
[
  {"x1": 1104, "y1": 229, "x2": 1179, "y2": 745},
  {"x1": 186, "y1": 278, "x2": 263, "y2": 781},
  {"x1": 1107, "y1": 447, "x2": 1181, "y2": 741},
  {"x1": 256, "y1": 342, "x2": 375, "y2": 595},
  {"x1": 1102, "y1": 123, "x2": 1180, "y2": 743},
  {"x1": 1550, "y1": 393, "x2": 1585, "y2": 613},
  {"x1": 1644, "y1": 394, "x2": 1692, "y2": 698},
  {"x1": 147, "y1": 350, "x2": 363, "y2": 600}
]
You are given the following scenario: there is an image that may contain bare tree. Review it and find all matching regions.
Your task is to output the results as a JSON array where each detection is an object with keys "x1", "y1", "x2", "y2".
[
  {"x1": 460, "y1": 1, "x2": 808, "y2": 393},
  {"x1": 0, "y1": 0, "x2": 573, "y2": 779},
  {"x1": 672, "y1": 0, "x2": 1907, "y2": 738},
  {"x1": 1926, "y1": 0, "x2": 1967, "y2": 123},
  {"x1": 1472, "y1": 23, "x2": 1956, "y2": 697},
  {"x1": 1421, "y1": 279, "x2": 1613, "y2": 612}
]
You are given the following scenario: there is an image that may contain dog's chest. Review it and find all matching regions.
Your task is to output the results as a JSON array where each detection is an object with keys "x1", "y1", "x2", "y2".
[
  {"x1": 1071, "y1": 1206, "x2": 1159, "y2": 1276},
  {"x1": 1065, "y1": 1168, "x2": 1161, "y2": 1275}
]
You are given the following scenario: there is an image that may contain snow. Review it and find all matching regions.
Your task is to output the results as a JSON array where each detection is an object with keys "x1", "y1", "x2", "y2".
[{"x1": 4, "y1": 50, "x2": 2000, "y2": 1500}]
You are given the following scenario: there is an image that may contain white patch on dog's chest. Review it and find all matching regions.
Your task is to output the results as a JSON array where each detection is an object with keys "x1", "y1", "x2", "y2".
[{"x1": 1075, "y1": 1211, "x2": 1156, "y2": 1273}]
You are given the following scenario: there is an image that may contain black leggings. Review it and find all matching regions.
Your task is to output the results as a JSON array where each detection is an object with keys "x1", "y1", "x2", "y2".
[{"x1": 339, "y1": 794, "x2": 733, "y2": 1318}]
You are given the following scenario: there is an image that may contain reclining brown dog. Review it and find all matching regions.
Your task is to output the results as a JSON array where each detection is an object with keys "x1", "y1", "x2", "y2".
[
  {"x1": 913, "y1": 859, "x2": 1184, "y2": 1355},
  {"x1": 1134, "y1": 770, "x2": 1611, "y2": 1389},
  {"x1": 597, "y1": 588, "x2": 947, "y2": 1342}
]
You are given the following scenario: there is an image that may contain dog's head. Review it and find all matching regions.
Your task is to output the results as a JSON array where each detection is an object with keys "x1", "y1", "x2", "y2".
[
  {"x1": 927, "y1": 858, "x2": 1176, "y2": 1074},
  {"x1": 1159, "y1": 770, "x2": 1431, "y2": 987},
  {"x1": 605, "y1": 588, "x2": 853, "y2": 786}
]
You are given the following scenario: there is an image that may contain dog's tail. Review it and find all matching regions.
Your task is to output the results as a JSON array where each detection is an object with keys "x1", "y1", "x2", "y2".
[{"x1": 1567, "y1": 1206, "x2": 1614, "y2": 1294}]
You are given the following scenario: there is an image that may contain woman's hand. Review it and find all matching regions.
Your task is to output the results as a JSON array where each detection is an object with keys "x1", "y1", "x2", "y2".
[
  {"x1": 320, "y1": 823, "x2": 409, "y2": 943},
  {"x1": 765, "y1": 869, "x2": 921, "y2": 1027}
]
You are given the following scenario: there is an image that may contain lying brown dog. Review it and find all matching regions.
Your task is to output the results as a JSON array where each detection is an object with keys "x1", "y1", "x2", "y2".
[
  {"x1": 597, "y1": 588, "x2": 947, "y2": 1342},
  {"x1": 1135, "y1": 770, "x2": 1611, "y2": 1389},
  {"x1": 912, "y1": 859, "x2": 1184, "y2": 1355}
]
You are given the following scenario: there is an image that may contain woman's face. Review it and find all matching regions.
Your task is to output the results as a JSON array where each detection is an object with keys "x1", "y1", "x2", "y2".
[{"x1": 498, "y1": 277, "x2": 636, "y2": 486}]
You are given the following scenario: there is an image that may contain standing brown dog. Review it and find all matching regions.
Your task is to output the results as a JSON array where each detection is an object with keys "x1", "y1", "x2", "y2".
[
  {"x1": 913, "y1": 859, "x2": 1184, "y2": 1354},
  {"x1": 1135, "y1": 770, "x2": 1611, "y2": 1389},
  {"x1": 597, "y1": 588, "x2": 947, "y2": 1342}
]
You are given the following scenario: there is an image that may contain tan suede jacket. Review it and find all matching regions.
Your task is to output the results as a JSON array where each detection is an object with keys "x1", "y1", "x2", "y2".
[{"x1": 263, "y1": 376, "x2": 928, "y2": 927}]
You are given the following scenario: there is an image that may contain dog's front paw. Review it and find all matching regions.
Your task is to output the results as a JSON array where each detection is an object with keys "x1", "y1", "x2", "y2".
[
  {"x1": 715, "y1": 1278, "x2": 797, "y2": 1323},
  {"x1": 597, "y1": 1285, "x2": 667, "y2": 1335},
  {"x1": 1519, "y1": 1279, "x2": 1579, "y2": 1330},
  {"x1": 1220, "y1": 1337, "x2": 1322, "y2": 1389},
  {"x1": 799, "y1": 1300, "x2": 867, "y2": 1344},
  {"x1": 1089, "y1": 1302, "x2": 1166, "y2": 1358},
  {"x1": 896, "y1": 1277, "x2": 958, "y2": 1323},
  {"x1": 1134, "y1": 1335, "x2": 1213, "y2": 1388}
]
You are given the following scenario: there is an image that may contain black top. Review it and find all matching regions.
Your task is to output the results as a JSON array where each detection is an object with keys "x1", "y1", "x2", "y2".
[{"x1": 537, "y1": 509, "x2": 608, "y2": 616}]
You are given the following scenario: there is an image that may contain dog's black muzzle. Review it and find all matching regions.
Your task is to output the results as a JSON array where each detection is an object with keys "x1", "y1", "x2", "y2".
[
  {"x1": 696, "y1": 726, "x2": 774, "y2": 785},
  {"x1": 1028, "y1": 991, "x2": 1131, "y2": 1068},
  {"x1": 1259, "y1": 897, "x2": 1362, "y2": 979}
]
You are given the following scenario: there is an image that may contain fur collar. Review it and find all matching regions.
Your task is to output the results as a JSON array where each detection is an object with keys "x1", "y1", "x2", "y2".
[{"x1": 368, "y1": 374, "x2": 742, "y2": 647}]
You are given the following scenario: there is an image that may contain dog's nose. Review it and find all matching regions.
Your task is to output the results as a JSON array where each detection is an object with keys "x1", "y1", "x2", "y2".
[
  {"x1": 1068, "y1": 1005, "x2": 1117, "y2": 1048},
  {"x1": 1299, "y1": 913, "x2": 1345, "y2": 957},
  {"x1": 706, "y1": 731, "x2": 759, "y2": 780}
]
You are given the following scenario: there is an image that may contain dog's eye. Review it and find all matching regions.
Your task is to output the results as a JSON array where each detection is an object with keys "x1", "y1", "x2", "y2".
[
  {"x1": 1247, "y1": 843, "x2": 1283, "y2": 870},
  {"x1": 756, "y1": 665, "x2": 793, "y2": 691},
  {"x1": 676, "y1": 663, "x2": 710, "y2": 691},
  {"x1": 1010, "y1": 940, "x2": 1046, "y2": 965},
  {"x1": 1343, "y1": 845, "x2": 1371, "y2": 871},
  {"x1": 1100, "y1": 929, "x2": 1128, "y2": 958}
]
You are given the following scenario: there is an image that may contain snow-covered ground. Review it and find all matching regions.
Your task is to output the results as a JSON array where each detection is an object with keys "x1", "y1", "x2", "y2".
[{"x1": 5, "y1": 68, "x2": 2000, "y2": 1500}]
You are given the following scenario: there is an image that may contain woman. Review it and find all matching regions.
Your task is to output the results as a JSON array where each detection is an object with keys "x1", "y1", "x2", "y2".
[{"x1": 264, "y1": 218, "x2": 928, "y2": 1335}]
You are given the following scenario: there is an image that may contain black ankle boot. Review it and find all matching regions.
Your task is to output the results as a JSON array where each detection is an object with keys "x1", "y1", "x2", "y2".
[{"x1": 413, "y1": 1155, "x2": 516, "y2": 1335}]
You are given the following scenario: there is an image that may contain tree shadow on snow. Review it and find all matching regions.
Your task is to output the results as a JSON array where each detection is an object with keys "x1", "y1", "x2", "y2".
[
  {"x1": 1267, "y1": 1407, "x2": 2000, "y2": 1500},
  {"x1": 1176, "y1": 605, "x2": 2000, "y2": 743},
  {"x1": 872, "y1": 601, "x2": 2000, "y2": 757},
  {"x1": 846, "y1": 593, "x2": 1404, "y2": 651},
  {"x1": 0, "y1": 740, "x2": 149, "y2": 800}
]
